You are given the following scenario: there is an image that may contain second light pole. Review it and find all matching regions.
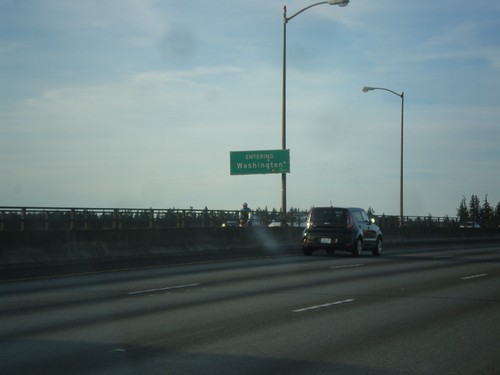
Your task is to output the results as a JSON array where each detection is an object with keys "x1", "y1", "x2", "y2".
[
  {"x1": 281, "y1": 0, "x2": 350, "y2": 226},
  {"x1": 362, "y1": 86, "x2": 405, "y2": 226}
]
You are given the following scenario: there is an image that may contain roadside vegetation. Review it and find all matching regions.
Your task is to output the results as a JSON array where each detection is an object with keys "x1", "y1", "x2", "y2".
[{"x1": 455, "y1": 194, "x2": 500, "y2": 228}]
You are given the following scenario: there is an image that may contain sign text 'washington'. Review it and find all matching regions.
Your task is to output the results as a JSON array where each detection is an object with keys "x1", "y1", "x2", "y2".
[{"x1": 230, "y1": 149, "x2": 290, "y2": 175}]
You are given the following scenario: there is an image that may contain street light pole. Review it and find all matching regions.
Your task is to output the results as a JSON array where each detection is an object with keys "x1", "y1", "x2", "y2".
[
  {"x1": 281, "y1": 0, "x2": 349, "y2": 226},
  {"x1": 362, "y1": 86, "x2": 405, "y2": 226}
]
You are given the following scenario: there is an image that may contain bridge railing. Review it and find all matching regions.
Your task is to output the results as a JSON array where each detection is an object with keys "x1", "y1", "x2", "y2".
[
  {"x1": 0, "y1": 206, "x2": 472, "y2": 231},
  {"x1": 0, "y1": 206, "x2": 313, "y2": 231},
  {"x1": 376, "y1": 214, "x2": 461, "y2": 229}
]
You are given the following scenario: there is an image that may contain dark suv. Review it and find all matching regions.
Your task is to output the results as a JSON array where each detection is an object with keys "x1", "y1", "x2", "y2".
[{"x1": 302, "y1": 207, "x2": 383, "y2": 257}]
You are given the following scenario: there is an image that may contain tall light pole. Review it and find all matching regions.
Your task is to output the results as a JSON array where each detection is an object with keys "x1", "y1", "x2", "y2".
[
  {"x1": 281, "y1": 0, "x2": 349, "y2": 226},
  {"x1": 362, "y1": 86, "x2": 405, "y2": 226}
]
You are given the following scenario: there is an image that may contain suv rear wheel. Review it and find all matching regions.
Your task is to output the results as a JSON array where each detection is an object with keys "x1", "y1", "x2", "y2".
[
  {"x1": 372, "y1": 237, "x2": 383, "y2": 256},
  {"x1": 352, "y1": 238, "x2": 363, "y2": 257}
]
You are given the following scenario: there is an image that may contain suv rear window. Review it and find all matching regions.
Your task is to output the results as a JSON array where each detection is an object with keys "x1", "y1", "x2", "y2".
[{"x1": 311, "y1": 208, "x2": 347, "y2": 224}]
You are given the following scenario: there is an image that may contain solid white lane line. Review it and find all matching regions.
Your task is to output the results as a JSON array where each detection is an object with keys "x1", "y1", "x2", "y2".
[
  {"x1": 330, "y1": 264, "x2": 363, "y2": 270},
  {"x1": 461, "y1": 274, "x2": 488, "y2": 280},
  {"x1": 293, "y1": 299, "x2": 355, "y2": 313},
  {"x1": 127, "y1": 283, "x2": 200, "y2": 295}
]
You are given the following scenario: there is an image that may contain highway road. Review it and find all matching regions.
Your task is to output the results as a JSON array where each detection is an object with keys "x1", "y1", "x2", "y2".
[{"x1": 1, "y1": 243, "x2": 499, "y2": 374}]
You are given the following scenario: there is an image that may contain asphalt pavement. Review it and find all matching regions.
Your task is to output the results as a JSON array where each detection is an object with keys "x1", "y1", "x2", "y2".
[{"x1": 1, "y1": 243, "x2": 499, "y2": 374}]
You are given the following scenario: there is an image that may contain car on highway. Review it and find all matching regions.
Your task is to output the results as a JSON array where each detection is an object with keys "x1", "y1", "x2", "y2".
[
  {"x1": 302, "y1": 207, "x2": 383, "y2": 257},
  {"x1": 221, "y1": 215, "x2": 239, "y2": 227},
  {"x1": 460, "y1": 221, "x2": 480, "y2": 229},
  {"x1": 268, "y1": 220, "x2": 287, "y2": 227},
  {"x1": 268, "y1": 215, "x2": 307, "y2": 227}
]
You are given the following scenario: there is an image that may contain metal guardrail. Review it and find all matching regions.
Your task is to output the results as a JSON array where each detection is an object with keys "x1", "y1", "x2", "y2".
[
  {"x1": 377, "y1": 214, "x2": 460, "y2": 228},
  {"x1": 0, "y1": 206, "x2": 473, "y2": 232},
  {"x1": 0, "y1": 207, "x2": 236, "y2": 231},
  {"x1": 0, "y1": 206, "x2": 309, "y2": 231}
]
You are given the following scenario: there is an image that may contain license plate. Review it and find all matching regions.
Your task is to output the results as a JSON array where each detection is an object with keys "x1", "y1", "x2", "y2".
[{"x1": 320, "y1": 238, "x2": 332, "y2": 244}]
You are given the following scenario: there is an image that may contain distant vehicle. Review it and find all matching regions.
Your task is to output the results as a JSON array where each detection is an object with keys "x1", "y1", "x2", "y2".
[
  {"x1": 268, "y1": 216, "x2": 306, "y2": 227},
  {"x1": 460, "y1": 221, "x2": 480, "y2": 229},
  {"x1": 221, "y1": 215, "x2": 239, "y2": 228},
  {"x1": 302, "y1": 207, "x2": 383, "y2": 257},
  {"x1": 268, "y1": 220, "x2": 288, "y2": 227}
]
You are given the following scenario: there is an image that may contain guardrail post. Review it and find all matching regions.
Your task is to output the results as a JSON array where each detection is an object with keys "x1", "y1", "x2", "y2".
[
  {"x1": 177, "y1": 211, "x2": 186, "y2": 228},
  {"x1": 21, "y1": 208, "x2": 26, "y2": 231},
  {"x1": 0, "y1": 210, "x2": 4, "y2": 231},
  {"x1": 44, "y1": 211, "x2": 49, "y2": 231},
  {"x1": 70, "y1": 208, "x2": 75, "y2": 230},
  {"x1": 113, "y1": 209, "x2": 119, "y2": 229},
  {"x1": 149, "y1": 209, "x2": 154, "y2": 229},
  {"x1": 84, "y1": 210, "x2": 89, "y2": 230}
]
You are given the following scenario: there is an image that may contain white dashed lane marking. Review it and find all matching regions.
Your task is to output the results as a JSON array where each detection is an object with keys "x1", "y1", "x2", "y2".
[
  {"x1": 461, "y1": 274, "x2": 488, "y2": 280},
  {"x1": 127, "y1": 283, "x2": 200, "y2": 295},
  {"x1": 293, "y1": 299, "x2": 355, "y2": 313},
  {"x1": 330, "y1": 264, "x2": 363, "y2": 270}
]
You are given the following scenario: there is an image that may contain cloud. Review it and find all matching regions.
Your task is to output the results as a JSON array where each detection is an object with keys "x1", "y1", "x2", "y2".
[
  {"x1": 160, "y1": 26, "x2": 198, "y2": 62},
  {"x1": 2, "y1": 0, "x2": 500, "y2": 215}
]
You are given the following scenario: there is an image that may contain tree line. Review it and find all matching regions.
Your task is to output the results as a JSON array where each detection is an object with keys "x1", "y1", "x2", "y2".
[{"x1": 456, "y1": 194, "x2": 500, "y2": 228}]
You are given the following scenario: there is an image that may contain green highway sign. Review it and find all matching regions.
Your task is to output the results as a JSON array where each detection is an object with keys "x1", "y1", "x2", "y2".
[{"x1": 230, "y1": 149, "x2": 290, "y2": 175}]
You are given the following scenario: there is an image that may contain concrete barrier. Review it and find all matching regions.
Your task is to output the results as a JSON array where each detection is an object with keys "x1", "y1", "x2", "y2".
[
  {"x1": 1, "y1": 227, "x2": 499, "y2": 270},
  {"x1": 381, "y1": 227, "x2": 500, "y2": 245},
  {"x1": 0, "y1": 227, "x2": 302, "y2": 269}
]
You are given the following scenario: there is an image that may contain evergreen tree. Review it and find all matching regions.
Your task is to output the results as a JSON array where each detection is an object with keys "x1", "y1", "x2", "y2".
[
  {"x1": 469, "y1": 194, "x2": 480, "y2": 223},
  {"x1": 480, "y1": 194, "x2": 493, "y2": 225},
  {"x1": 457, "y1": 196, "x2": 468, "y2": 223}
]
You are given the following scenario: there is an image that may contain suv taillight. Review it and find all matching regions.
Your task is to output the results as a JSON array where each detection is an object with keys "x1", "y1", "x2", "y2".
[{"x1": 346, "y1": 212, "x2": 353, "y2": 229}]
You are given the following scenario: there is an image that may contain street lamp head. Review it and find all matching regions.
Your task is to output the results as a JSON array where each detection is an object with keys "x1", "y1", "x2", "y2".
[
  {"x1": 328, "y1": 0, "x2": 350, "y2": 6},
  {"x1": 362, "y1": 86, "x2": 374, "y2": 93}
]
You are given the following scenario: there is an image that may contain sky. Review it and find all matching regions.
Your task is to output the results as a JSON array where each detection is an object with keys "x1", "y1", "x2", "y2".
[{"x1": 1, "y1": 0, "x2": 500, "y2": 218}]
